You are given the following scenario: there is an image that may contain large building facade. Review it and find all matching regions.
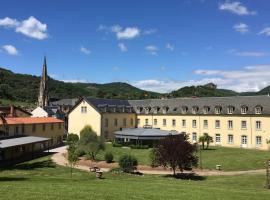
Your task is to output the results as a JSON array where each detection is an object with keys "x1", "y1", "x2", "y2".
[{"x1": 68, "y1": 96, "x2": 270, "y2": 150}]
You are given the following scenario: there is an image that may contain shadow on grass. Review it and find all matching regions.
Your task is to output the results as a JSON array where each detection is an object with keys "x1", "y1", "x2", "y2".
[
  {"x1": 12, "y1": 159, "x2": 56, "y2": 170},
  {"x1": 0, "y1": 177, "x2": 28, "y2": 182},
  {"x1": 201, "y1": 148, "x2": 217, "y2": 151},
  {"x1": 164, "y1": 173, "x2": 206, "y2": 181}
]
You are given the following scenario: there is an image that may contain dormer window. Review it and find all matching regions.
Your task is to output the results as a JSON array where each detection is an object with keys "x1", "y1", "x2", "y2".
[
  {"x1": 144, "y1": 107, "x2": 150, "y2": 114},
  {"x1": 153, "y1": 106, "x2": 160, "y2": 114},
  {"x1": 241, "y1": 106, "x2": 248, "y2": 114},
  {"x1": 162, "y1": 106, "x2": 169, "y2": 114},
  {"x1": 215, "y1": 106, "x2": 222, "y2": 114},
  {"x1": 136, "y1": 107, "x2": 142, "y2": 114},
  {"x1": 203, "y1": 106, "x2": 210, "y2": 114},
  {"x1": 227, "y1": 106, "x2": 235, "y2": 114},
  {"x1": 192, "y1": 106, "x2": 199, "y2": 114},
  {"x1": 182, "y1": 106, "x2": 188, "y2": 114},
  {"x1": 255, "y1": 106, "x2": 263, "y2": 114}
]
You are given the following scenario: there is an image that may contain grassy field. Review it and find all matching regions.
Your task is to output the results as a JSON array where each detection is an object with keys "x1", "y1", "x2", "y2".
[
  {"x1": 96, "y1": 144, "x2": 270, "y2": 171},
  {"x1": 0, "y1": 99, "x2": 34, "y2": 107},
  {"x1": 0, "y1": 156, "x2": 270, "y2": 200}
]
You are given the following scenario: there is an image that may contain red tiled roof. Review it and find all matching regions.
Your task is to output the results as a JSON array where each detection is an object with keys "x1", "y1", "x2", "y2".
[{"x1": 0, "y1": 117, "x2": 63, "y2": 125}]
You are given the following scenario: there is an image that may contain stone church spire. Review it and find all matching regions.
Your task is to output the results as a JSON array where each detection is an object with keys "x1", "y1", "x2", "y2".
[{"x1": 38, "y1": 56, "x2": 49, "y2": 108}]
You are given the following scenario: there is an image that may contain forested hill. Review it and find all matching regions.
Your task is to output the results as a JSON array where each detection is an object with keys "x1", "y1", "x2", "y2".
[{"x1": 0, "y1": 67, "x2": 269, "y2": 104}]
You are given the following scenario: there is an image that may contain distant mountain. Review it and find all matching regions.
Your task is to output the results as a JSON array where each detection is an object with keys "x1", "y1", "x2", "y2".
[
  {"x1": 169, "y1": 83, "x2": 238, "y2": 98},
  {"x1": 0, "y1": 67, "x2": 268, "y2": 104},
  {"x1": 0, "y1": 67, "x2": 160, "y2": 103}
]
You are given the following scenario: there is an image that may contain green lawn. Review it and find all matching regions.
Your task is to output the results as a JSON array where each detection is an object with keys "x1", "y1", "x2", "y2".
[
  {"x1": 96, "y1": 144, "x2": 270, "y2": 171},
  {"x1": 0, "y1": 156, "x2": 270, "y2": 200}
]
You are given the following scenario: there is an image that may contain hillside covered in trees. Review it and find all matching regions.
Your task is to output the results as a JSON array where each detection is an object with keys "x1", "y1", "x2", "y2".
[{"x1": 0, "y1": 67, "x2": 269, "y2": 104}]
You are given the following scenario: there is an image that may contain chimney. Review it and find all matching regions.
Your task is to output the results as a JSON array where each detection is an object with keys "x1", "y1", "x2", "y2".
[{"x1": 10, "y1": 106, "x2": 15, "y2": 117}]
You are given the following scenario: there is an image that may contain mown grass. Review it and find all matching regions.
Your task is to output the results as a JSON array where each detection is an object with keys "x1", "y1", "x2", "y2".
[
  {"x1": 0, "y1": 156, "x2": 270, "y2": 200},
  {"x1": 96, "y1": 144, "x2": 270, "y2": 171}
]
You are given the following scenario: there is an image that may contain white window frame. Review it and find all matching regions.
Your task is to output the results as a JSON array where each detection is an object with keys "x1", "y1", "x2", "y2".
[
  {"x1": 192, "y1": 132, "x2": 197, "y2": 143},
  {"x1": 182, "y1": 119, "x2": 186, "y2": 128},
  {"x1": 256, "y1": 121, "x2": 262, "y2": 130},
  {"x1": 163, "y1": 119, "x2": 167, "y2": 126},
  {"x1": 228, "y1": 120, "x2": 233, "y2": 130},
  {"x1": 241, "y1": 135, "x2": 248, "y2": 147},
  {"x1": 241, "y1": 106, "x2": 247, "y2": 114},
  {"x1": 255, "y1": 107, "x2": 262, "y2": 114},
  {"x1": 215, "y1": 134, "x2": 221, "y2": 144},
  {"x1": 255, "y1": 136, "x2": 262, "y2": 146},
  {"x1": 228, "y1": 134, "x2": 233, "y2": 144},
  {"x1": 241, "y1": 121, "x2": 247, "y2": 129},
  {"x1": 215, "y1": 120, "x2": 220, "y2": 129},
  {"x1": 172, "y1": 119, "x2": 176, "y2": 127},
  {"x1": 203, "y1": 120, "x2": 208, "y2": 129},
  {"x1": 192, "y1": 120, "x2": 197, "y2": 128}
]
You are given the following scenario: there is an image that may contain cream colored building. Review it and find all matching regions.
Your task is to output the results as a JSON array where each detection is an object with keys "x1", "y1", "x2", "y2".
[{"x1": 68, "y1": 96, "x2": 270, "y2": 150}]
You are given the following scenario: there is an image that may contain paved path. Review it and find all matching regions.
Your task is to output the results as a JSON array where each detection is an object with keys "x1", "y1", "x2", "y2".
[{"x1": 50, "y1": 146, "x2": 265, "y2": 176}]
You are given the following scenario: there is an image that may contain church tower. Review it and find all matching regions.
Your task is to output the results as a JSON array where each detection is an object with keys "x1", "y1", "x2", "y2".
[{"x1": 38, "y1": 57, "x2": 49, "y2": 108}]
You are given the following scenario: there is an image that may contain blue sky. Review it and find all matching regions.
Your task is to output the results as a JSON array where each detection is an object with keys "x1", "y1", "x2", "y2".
[{"x1": 0, "y1": 0, "x2": 270, "y2": 93}]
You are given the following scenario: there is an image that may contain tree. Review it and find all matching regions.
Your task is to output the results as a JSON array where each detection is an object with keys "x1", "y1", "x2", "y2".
[
  {"x1": 78, "y1": 125, "x2": 105, "y2": 160},
  {"x1": 152, "y1": 134, "x2": 198, "y2": 176},
  {"x1": 67, "y1": 133, "x2": 79, "y2": 145},
  {"x1": 67, "y1": 140, "x2": 79, "y2": 179},
  {"x1": 199, "y1": 134, "x2": 213, "y2": 150}
]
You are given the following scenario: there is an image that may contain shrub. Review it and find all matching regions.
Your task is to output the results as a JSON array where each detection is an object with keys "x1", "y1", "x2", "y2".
[
  {"x1": 105, "y1": 152, "x2": 114, "y2": 163},
  {"x1": 119, "y1": 155, "x2": 138, "y2": 173},
  {"x1": 130, "y1": 144, "x2": 149, "y2": 149},
  {"x1": 112, "y1": 142, "x2": 122, "y2": 147}
]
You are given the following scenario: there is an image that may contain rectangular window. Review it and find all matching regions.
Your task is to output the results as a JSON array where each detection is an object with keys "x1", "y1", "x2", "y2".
[
  {"x1": 256, "y1": 136, "x2": 262, "y2": 146},
  {"x1": 192, "y1": 132, "x2": 197, "y2": 142},
  {"x1": 215, "y1": 120, "x2": 220, "y2": 129},
  {"x1": 172, "y1": 119, "x2": 176, "y2": 127},
  {"x1": 215, "y1": 134, "x2": 221, "y2": 144},
  {"x1": 163, "y1": 119, "x2": 166, "y2": 126},
  {"x1": 203, "y1": 120, "x2": 208, "y2": 129},
  {"x1": 105, "y1": 118, "x2": 109, "y2": 127},
  {"x1": 123, "y1": 118, "x2": 127, "y2": 127},
  {"x1": 58, "y1": 123, "x2": 61, "y2": 129},
  {"x1": 145, "y1": 119, "x2": 149, "y2": 125},
  {"x1": 114, "y1": 118, "x2": 118, "y2": 127},
  {"x1": 256, "y1": 121, "x2": 261, "y2": 130},
  {"x1": 228, "y1": 134, "x2": 233, "y2": 144},
  {"x1": 228, "y1": 120, "x2": 233, "y2": 130},
  {"x1": 130, "y1": 118, "x2": 134, "y2": 126},
  {"x1": 137, "y1": 119, "x2": 140, "y2": 125},
  {"x1": 241, "y1": 121, "x2": 247, "y2": 129},
  {"x1": 51, "y1": 123, "x2": 54, "y2": 130},
  {"x1": 182, "y1": 119, "x2": 186, "y2": 128},
  {"x1": 154, "y1": 119, "x2": 157, "y2": 126},
  {"x1": 241, "y1": 135, "x2": 247, "y2": 146},
  {"x1": 81, "y1": 106, "x2": 87, "y2": 113},
  {"x1": 42, "y1": 124, "x2": 46, "y2": 131},
  {"x1": 192, "y1": 120, "x2": 197, "y2": 128}
]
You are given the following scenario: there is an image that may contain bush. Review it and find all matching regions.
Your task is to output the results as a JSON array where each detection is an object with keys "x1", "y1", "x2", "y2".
[
  {"x1": 105, "y1": 152, "x2": 114, "y2": 163},
  {"x1": 112, "y1": 142, "x2": 122, "y2": 147},
  {"x1": 119, "y1": 155, "x2": 138, "y2": 173}
]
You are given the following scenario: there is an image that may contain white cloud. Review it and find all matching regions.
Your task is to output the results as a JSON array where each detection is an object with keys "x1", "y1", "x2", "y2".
[
  {"x1": 80, "y1": 46, "x2": 91, "y2": 55},
  {"x1": 62, "y1": 79, "x2": 89, "y2": 83},
  {"x1": 233, "y1": 23, "x2": 249, "y2": 34},
  {"x1": 0, "y1": 16, "x2": 48, "y2": 40},
  {"x1": 235, "y1": 51, "x2": 268, "y2": 57},
  {"x1": 219, "y1": 1, "x2": 257, "y2": 16},
  {"x1": 98, "y1": 25, "x2": 156, "y2": 40},
  {"x1": 143, "y1": 29, "x2": 157, "y2": 35},
  {"x1": 166, "y1": 43, "x2": 174, "y2": 51},
  {"x1": 259, "y1": 27, "x2": 270, "y2": 36},
  {"x1": 118, "y1": 43, "x2": 128, "y2": 52},
  {"x1": 1, "y1": 45, "x2": 19, "y2": 55},
  {"x1": 116, "y1": 27, "x2": 140, "y2": 40},
  {"x1": 132, "y1": 64, "x2": 270, "y2": 93},
  {"x1": 145, "y1": 45, "x2": 159, "y2": 55}
]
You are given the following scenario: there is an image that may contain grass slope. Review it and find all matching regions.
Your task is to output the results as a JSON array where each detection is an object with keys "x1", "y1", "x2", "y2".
[
  {"x1": 0, "y1": 156, "x2": 269, "y2": 200},
  {"x1": 96, "y1": 144, "x2": 270, "y2": 171}
]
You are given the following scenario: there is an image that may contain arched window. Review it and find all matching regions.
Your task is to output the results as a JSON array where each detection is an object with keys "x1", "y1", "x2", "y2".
[
  {"x1": 203, "y1": 106, "x2": 210, "y2": 114},
  {"x1": 181, "y1": 106, "x2": 188, "y2": 114},
  {"x1": 227, "y1": 106, "x2": 235, "y2": 114},
  {"x1": 215, "y1": 106, "x2": 222, "y2": 114},
  {"x1": 241, "y1": 105, "x2": 248, "y2": 114},
  {"x1": 192, "y1": 106, "x2": 199, "y2": 114},
  {"x1": 255, "y1": 105, "x2": 263, "y2": 114}
]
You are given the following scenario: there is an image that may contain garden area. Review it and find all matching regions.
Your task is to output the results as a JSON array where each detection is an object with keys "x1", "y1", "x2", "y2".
[
  {"x1": 0, "y1": 156, "x2": 270, "y2": 200},
  {"x1": 95, "y1": 143, "x2": 270, "y2": 171}
]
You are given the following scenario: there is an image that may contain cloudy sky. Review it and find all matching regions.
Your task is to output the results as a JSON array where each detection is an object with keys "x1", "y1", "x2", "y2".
[{"x1": 0, "y1": 0, "x2": 270, "y2": 93}]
